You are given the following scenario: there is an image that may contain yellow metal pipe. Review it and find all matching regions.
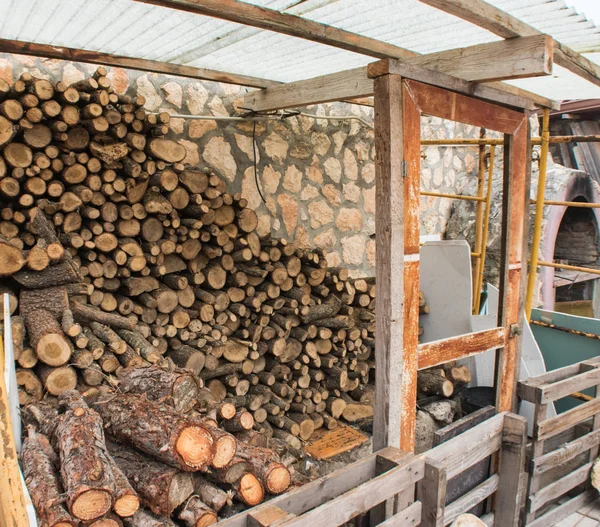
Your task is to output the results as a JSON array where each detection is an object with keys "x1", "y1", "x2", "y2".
[
  {"x1": 420, "y1": 191, "x2": 486, "y2": 202},
  {"x1": 531, "y1": 199, "x2": 600, "y2": 209},
  {"x1": 472, "y1": 135, "x2": 487, "y2": 313},
  {"x1": 420, "y1": 135, "x2": 600, "y2": 146},
  {"x1": 536, "y1": 260, "x2": 600, "y2": 276},
  {"x1": 474, "y1": 145, "x2": 495, "y2": 315},
  {"x1": 525, "y1": 108, "x2": 550, "y2": 322}
]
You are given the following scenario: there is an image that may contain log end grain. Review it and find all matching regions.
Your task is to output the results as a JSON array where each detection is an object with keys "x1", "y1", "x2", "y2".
[
  {"x1": 176, "y1": 426, "x2": 215, "y2": 470},
  {"x1": 71, "y1": 489, "x2": 112, "y2": 521},
  {"x1": 235, "y1": 472, "x2": 264, "y2": 506}
]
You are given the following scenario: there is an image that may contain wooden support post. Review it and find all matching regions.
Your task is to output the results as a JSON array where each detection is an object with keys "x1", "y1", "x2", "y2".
[
  {"x1": 417, "y1": 460, "x2": 446, "y2": 527},
  {"x1": 496, "y1": 119, "x2": 531, "y2": 413},
  {"x1": 373, "y1": 74, "x2": 419, "y2": 452}
]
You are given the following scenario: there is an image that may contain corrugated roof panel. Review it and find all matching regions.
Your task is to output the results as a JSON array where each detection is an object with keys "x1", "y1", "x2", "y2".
[{"x1": 1, "y1": 0, "x2": 600, "y2": 100}]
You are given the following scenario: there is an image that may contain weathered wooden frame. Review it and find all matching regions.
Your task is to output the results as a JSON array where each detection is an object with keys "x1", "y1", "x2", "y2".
[
  {"x1": 519, "y1": 356, "x2": 600, "y2": 526},
  {"x1": 371, "y1": 63, "x2": 531, "y2": 452}
]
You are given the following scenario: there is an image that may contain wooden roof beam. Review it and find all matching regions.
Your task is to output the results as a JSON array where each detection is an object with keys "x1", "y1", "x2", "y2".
[
  {"x1": 419, "y1": 0, "x2": 600, "y2": 88},
  {"x1": 0, "y1": 38, "x2": 279, "y2": 89},
  {"x1": 243, "y1": 35, "x2": 555, "y2": 112}
]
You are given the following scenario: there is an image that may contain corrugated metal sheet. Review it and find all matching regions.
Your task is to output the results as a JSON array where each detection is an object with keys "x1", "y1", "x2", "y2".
[{"x1": 1, "y1": 0, "x2": 600, "y2": 100}]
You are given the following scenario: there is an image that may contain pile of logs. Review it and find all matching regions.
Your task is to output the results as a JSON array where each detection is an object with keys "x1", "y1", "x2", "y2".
[{"x1": 22, "y1": 385, "x2": 293, "y2": 525}]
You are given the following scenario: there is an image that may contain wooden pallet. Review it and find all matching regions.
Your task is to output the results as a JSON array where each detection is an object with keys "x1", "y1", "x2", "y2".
[
  {"x1": 419, "y1": 412, "x2": 527, "y2": 527},
  {"x1": 218, "y1": 446, "x2": 424, "y2": 527},
  {"x1": 519, "y1": 357, "x2": 600, "y2": 526}
]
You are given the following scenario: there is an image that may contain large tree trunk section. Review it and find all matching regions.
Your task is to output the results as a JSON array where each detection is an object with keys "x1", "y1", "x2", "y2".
[
  {"x1": 37, "y1": 364, "x2": 78, "y2": 396},
  {"x1": 21, "y1": 427, "x2": 78, "y2": 527},
  {"x1": 25, "y1": 309, "x2": 72, "y2": 366},
  {"x1": 55, "y1": 391, "x2": 115, "y2": 521},
  {"x1": 117, "y1": 365, "x2": 199, "y2": 414},
  {"x1": 13, "y1": 260, "x2": 80, "y2": 288},
  {"x1": 0, "y1": 237, "x2": 25, "y2": 275},
  {"x1": 93, "y1": 392, "x2": 214, "y2": 471},
  {"x1": 20, "y1": 286, "x2": 69, "y2": 320},
  {"x1": 106, "y1": 441, "x2": 194, "y2": 517}
]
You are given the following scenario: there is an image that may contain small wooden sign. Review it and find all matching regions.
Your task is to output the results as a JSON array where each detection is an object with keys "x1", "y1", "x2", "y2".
[{"x1": 305, "y1": 425, "x2": 368, "y2": 460}]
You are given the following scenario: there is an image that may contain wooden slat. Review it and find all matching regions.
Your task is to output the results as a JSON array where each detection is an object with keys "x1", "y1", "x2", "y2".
[
  {"x1": 529, "y1": 461, "x2": 593, "y2": 513},
  {"x1": 417, "y1": 327, "x2": 505, "y2": 370},
  {"x1": 419, "y1": 0, "x2": 600, "y2": 88},
  {"x1": 217, "y1": 450, "x2": 380, "y2": 527},
  {"x1": 243, "y1": 36, "x2": 552, "y2": 112},
  {"x1": 403, "y1": 79, "x2": 527, "y2": 134},
  {"x1": 496, "y1": 121, "x2": 530, "y2": 413},
  {"x1": 495, "y1": 414, "x2": 527, "y2": 527},
  {"x1": 0, "y1": 38, "x2": 277, "y2": 89},
  {"x1": 249, "y1": 505, "x2": 296, "y2": 527},
  {"x1": 136, "y1": 0, "x2": 416, "y2": 59},
  {"x1": 417, "y1": 460, "x2": 446, "y2": 527},
  {"x1": 373, "y1": 74, "x2": 407, "y2": 451},
  {"x1": 532, "y1": 427, "x2": 600, "y2": 476},
  {"x1": 425, "y1": 413, "x2": 504, "y2": 479},
  {"x1": 537, "y1": 397, "x2": 600, "y2": 441},
  {"x1": 443, "y1": 474, "x2": 499, "y2": 526},
  {"x1": 527, "y1": 488, "x2": 597, "y2": 527},
  {"x1": 379, "y1": 501, "x2": 422, "y2": 527},
  {"x1": 540, "y1": 366, "x2": 600, "y2": 403},
  {"x1": 278, "y1": 456, "x2": 424, "y2": 527}
]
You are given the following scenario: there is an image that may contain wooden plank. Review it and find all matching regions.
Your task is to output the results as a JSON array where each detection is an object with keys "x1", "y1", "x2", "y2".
[
  {"x1": 373, "y1": 74, "x2": 406, "y2": 452},
  {"x1": 419, "y1": 0, "x2": 600, "y2": 88},
  {"x1": 529, "y1": 461, "x2": 593, "y2": 513},
  {"x1": 217, "y1": 451, "x2": 380, "y2": 527},
  {"x1": 0, "y1": 336, "x2": 30, "y2": 526},
  {"x1": 418, "y1": 460, "x2": 446, "y2": 527},
  {"x1": 277, "y1": 456, "x2": 424, "y2": 527},
  {"x1": 527, "y1": 488, "x2": 597, "y2": 527},
  {"x1": 433, "y1": 406, "x2": 496, "y2": 446},
  {"x1": 403, "y1": 79, "x2": 526, "y2": 134},
  {"x1": 0, "y1": 37, "x2": 277, "y2": 89},
  {"x1": 533, "y1": 421, "x2": 600, "y2": 476},
  {"x1": 417, "y1": 327, "x2": 505, "y2": 370},
  {"x1": 379, "y1": 501, "x2": 422, "y2": 527},
  {"x1": 425, "y1": 413, "x2": 504, "y2": 479},
  {"x1": 519, "y1": 363, "x2": 582, "y2": 392},
  {"x1": 249, "y1": 505, "x2": 296, "y2": 527},
  {"x1": 403, "y1": 35, "x2": 553, "y2": 83},
  {"x1": 443, "y1": 474, "x2": 499, "y2": 526},
  {"x1": 137, "y1": 0, "x2": 416, "y2": 59},
  {"x1": 304, "y1": 425, "x2": 368, "y2": 460},
  {"x1": 496, "y1": 120, "x2": 530, "y2": 414},
  {"x1": 537, "y1": 397, "x2": 600, "y2": 441},
  {"x1": 495, "y1": 414, "x2": 527, "y2": 527},
  {"x1": 540, "y1": 365, "x2": 600, "y2": 403}
]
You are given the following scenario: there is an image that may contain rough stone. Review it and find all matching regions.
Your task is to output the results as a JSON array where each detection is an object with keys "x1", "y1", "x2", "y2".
[
  {"x1": 263, "y1": 165, "x2": 281, "y2": 194},
  {"x1": 236, "y1": 121, "x2": 266, "y2": 135},
  {"x1": 311, "y1": 132, "x2": 331, "y2": 156},
  {"x1": 323, "y1": 158, "x2": 342, "y2": 183},
  {"x1": 169, "y1": 117, "x2": 185, "y2": 135},
  {"x1": 433, "y1": 167, "x2": 444, "y2": 187},
  {"x1": 263, "y1": 132, "x2": 289, "y2": 163},
  {"x1": 256, "y1": 214, "x2": 271, "y2": 237},
  {"x1": 0, "y1": 58, "x2": 12, "y2": 83},
  {"x1": 314, "y1": 229, "x2": 336, "y2": 249},
  {"x1": 465, "y1": 153, "x2": 476, "y2": 173},
  {"x1": 265, "y1": 195, "x2": 277, "y2": 216},
  {"x1": 136, "y1": 75, "x2": 163, "y2": 111},
  {"x1": 209, "y1": 95, "x2": 228, "y2": 116},
  {"x1": 161, "y1": 81, "x2": 183, "y2": 108},
  {"x1": 354, "y1": 141, "x2": 370, "y2": 163},
  {"x1": 361, "y1": 162, "x2": 375, "y2": 184},
  {"x1": 366, "y1": 239, "x2": 376, "y2": 267},
  {"x1": 241, "y1": 167, "x2": 262, "y2": 210},
  {"x1": 299, "y1": 115, "x2": 315, "y2": 133},
  {"x1": 341, "y1": 235, "x2": 365, "y2": 265},
  {"x1": 235, "y1": 133, "x2": 258, "y2": 162},
  {"x1": 300, "y1": 185, "x2": 320, "y2": 201},
  {"x1": 106, "y1": 67, "x2": 129, "y2": 95},
  {"x1": 202, "y1": 137, "x2": 237, "y2": 182},
  {"x1": 295, "y1": 224, "x2": 312, "y2": 249},
  {"x1": 362, "y1": 186, "x2": 376, "y2": 215},
  {"x1": 343, "y1": 181, "x2": 361, "y2": 203},
  {"x1": 189, "y1": 119, "x2": 217, "y2": 138},
  {"x1": 178, "y1": 139, "x2": 200, "y2": 166},
  {"x1": 308, "y1": 200, "x2": 334, "y2": 229},
  {"x1": 283, "y1": 165, "x2": 302, "y2": 193},
  {"x1": 322, "y1": 184, "x2": 341, "y2": 207},
  {"x1": 325, "y1": 251, "x2": 342, "y2": 267},
  {"x1": 290, "y1": 141, "x2": 312, "y2": 160},
  {"x1": 273, "y1": 121, "x2": 292, "y2": 139},
  {"x1": 186, "y1": 83, "x2": 209, "y2": 115},
  {"x1": 332, "y1": 130, "x2": 347, "y2": 155},
  {"x1": 425, "y1": 146, "x2": 440, "y2": 165},
  {"x1": 343, "y1": 149, "x2": 359, "y2": 181},
  {"x1": 277, "y1": 194, "x2": 298, "y2": 236},
  {"x1": 306, "y1": 157, "x2": 323, "y2": 184},
  {"x1": 62, "y1": 63, "x2": 85, "y2": 86},
  {"x1": 336, "y1": 208, "x2": 363, "y2": 232}
]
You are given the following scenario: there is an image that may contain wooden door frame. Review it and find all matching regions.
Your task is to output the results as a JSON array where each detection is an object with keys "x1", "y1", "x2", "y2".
[{"x1": 373, "y1": 74, "x2": 531, "y2": 452}]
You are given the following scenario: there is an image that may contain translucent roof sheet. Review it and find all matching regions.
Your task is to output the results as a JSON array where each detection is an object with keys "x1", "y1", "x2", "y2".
[{"x1": 1, "y1": 0, "x2": 600, "y2": 101}]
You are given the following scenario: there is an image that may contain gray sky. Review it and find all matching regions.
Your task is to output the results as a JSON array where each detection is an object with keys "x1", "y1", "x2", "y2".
[{"x1": 565, "y1": 0, "x2": 600, "y2": 25}]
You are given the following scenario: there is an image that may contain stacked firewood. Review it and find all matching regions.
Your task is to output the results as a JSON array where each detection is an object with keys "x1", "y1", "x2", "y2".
[{"x1": 22, "y1": 385, "x2": 292, "y2": 525}]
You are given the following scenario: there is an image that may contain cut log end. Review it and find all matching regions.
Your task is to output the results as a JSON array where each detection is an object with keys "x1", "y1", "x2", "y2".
[
  {"x1": 71, "y1": 489, "x2": 112, "y2": 521},
  {"x1": 38, "y1": 333, "x2": 72, "y2": 366},
  {"x1": 236, "y1": 473, "x2": 264, "y2": 506},
  {"x1": 113, "y1": 494, "x2": 141, "y2": 518},
  {"x1": 211, "y1": 434, "x2": 237, "y2": 469},
  {"x1": 265, "y1": 464, "x2": 292, "y2": 495},
  {"x1": 176, "y1": 426, "x2": 214, "y2": 469}
]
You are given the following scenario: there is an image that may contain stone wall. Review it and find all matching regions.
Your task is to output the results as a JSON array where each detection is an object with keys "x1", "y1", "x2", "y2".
[{"x1": 0, "y1": 53, "x2": 485, "y2": 277}]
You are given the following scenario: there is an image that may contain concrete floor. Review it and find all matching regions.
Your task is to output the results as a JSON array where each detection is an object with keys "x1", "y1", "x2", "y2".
[{"x1": 556, "y1": 500, "x2": 600, "y2": 526}]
